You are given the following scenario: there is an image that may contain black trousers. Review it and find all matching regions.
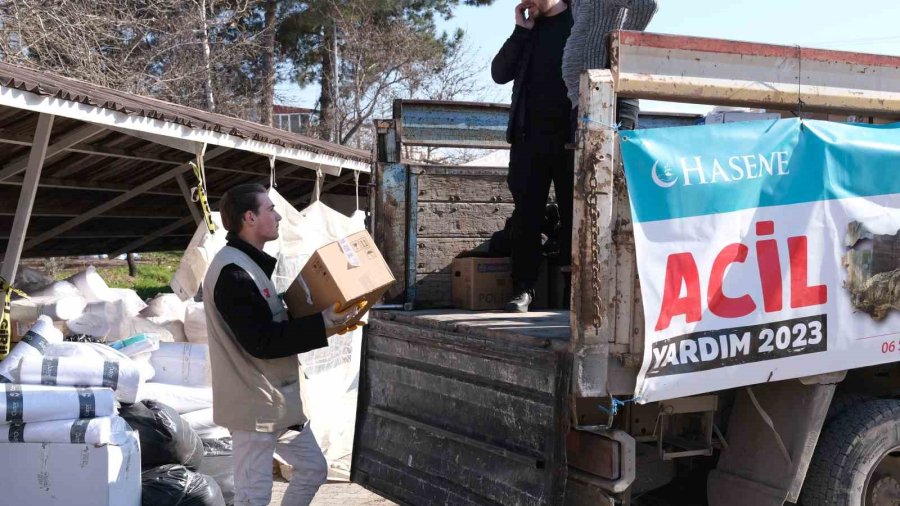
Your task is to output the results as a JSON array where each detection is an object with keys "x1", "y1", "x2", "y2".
[{"x1": 508, "y1": 134, "x2": 574, "y2": 289}]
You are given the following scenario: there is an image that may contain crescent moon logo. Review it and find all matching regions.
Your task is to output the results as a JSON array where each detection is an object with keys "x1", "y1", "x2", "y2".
[{"x1": 651, "y1": 161, "x2": 677, "y2": 188}]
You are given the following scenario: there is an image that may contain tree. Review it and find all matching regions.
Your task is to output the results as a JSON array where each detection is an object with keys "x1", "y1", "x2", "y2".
[{"x1": 277, "y1": 0, "x2": 494, "y2": 144}]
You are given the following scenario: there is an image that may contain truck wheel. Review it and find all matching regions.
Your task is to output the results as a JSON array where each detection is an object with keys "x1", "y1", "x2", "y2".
[
  {"x1": 825, "y1": 392, "x2": 875, "y2": 423},
  {"x1": 802, "y1": 399, "x2": 900, "y2": 506}
]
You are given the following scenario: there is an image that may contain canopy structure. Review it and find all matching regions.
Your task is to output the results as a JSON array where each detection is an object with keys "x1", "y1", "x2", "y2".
[{"x1": 0, "y1": 62, "x2": 371, "y2": 283}]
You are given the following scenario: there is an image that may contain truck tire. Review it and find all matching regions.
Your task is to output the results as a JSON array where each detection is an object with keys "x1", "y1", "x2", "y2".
[
  {"x1": 802, "y1": 399, "x2": 900, "y2": 506},
  {"x1": 825, "y1": 392, "x2": 875, "y2": 423}
]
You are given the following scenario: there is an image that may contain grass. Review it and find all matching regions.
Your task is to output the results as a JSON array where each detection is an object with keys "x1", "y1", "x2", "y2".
[{"x1": 53, "y1": 252, "x2": 182, "y2": 300}]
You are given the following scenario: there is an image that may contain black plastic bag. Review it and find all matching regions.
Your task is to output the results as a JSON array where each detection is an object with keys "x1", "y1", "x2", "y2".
[
  {"x1": 142, "y1": 464, "x2": 225, "y2": 506},
  {"x1": 198, "y1": 438, "x2": 235, "y2": 506},
  {"x1": 120, "y1": 399, "x2": 204, "y2": 470}
]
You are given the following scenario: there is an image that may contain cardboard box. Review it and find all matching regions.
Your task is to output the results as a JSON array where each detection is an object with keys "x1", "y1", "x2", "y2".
[
  {"x1": 0, "y1": 430, "x2": 141, "y2": 505},
  {"x1": 284, "y1": 230, "x2": 395, "y2": 333},
  {"x1": 11, "y1": 319, "x2": 68, "y2": 343},
  {"x1": 452, "y1": 257, "x2": 514, "y2": 310}
]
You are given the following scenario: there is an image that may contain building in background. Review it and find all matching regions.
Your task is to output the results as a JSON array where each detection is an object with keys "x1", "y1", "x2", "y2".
[{"x1": 274, "y1": 105, "x2": 316, "y2": 134}]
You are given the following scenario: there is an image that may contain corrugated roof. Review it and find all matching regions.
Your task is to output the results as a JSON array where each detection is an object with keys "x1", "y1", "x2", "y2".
[{"x1": 0, "y1": 62, "x2": 369, "y2": 164}]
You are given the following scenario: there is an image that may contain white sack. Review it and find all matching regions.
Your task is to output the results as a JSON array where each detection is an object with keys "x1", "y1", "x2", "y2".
[
  {"x1": 0, "y1": 384, "x2": 117, "y2": 423},
  {"x1": 109, "y1": 288, "x2": 147, "y2": 316},
  {"x1": 10, "y1": 295, "x2": 87, "y2": 321},
  {"x1": 13, "y1": 267, "x2": 53, "y2": 295},
  {"x1": 147, "y1": 317, "x2": 187, "y2": 342},
  {"x1": 170, "y1": 213, "x2": 226, "y2": 301},
  {"x1": 82, "y1": 299, "x2": 174, "y2": 342},
  {"x1": 141, "y1": 293, "x2": 187, "y2": 321},
  {"x1": 150, "y1": 342, "x2": 211, "y2": 387},
  {"x1": 29, "y1": 280, "x2": 81, "y2": 299},
  {"x1": 0, "y1": 316, "x2": 64, "y2": 383},
  {"x1": 64, "y1": 313, "x2": 110, "y2": 339},
  {"x1": 181, "y1": 408, "x2": 230, "y2": 440},
  {"x1": 44, "y1": 341, "x2": 155, "y2": 384},
  {"x1": 20, "y1": 355, "x2": 142, "y2": 404},
  {"x1": 66, "y1": 266, "x2": 115, "y2": 303},
  {"x1": 183, "y1": 302, "x2": 208, "y2": 344},
  {"x1": 0, "y1": 416, "x2": 131, "y2": 445},
  {"x1": 135, "y1": 382, "x2": 212, "y2": 414}
]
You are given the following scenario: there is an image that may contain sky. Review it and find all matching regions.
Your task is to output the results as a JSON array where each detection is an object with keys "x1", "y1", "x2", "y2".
[{"x1": 275, "y1": 0, "x2": 900, "y2": 114}]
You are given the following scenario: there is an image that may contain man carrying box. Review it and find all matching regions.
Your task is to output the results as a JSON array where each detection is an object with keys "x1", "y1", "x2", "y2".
[{"x1": 203, "y1": 183, "x2": 359, "y2": 506}]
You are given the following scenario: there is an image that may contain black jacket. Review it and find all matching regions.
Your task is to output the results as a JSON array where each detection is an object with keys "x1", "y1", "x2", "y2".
[
  {"x1": 212, "y1": 233, "x2": 328, "y2": 359},
  {"x1": 492, "y1": 25, "x2": 532, "y2": 144}
]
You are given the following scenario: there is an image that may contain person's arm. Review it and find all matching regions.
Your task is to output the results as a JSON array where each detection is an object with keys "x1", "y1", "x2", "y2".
[
  {"x1": 213, "y1": 264, "x2": 327, "y2": 359},
  {"x1": 623, "y1": 0, "x2": 658, "y2": 31},
  {"x1": 491, "y1": 3, "x2": 533, "y2": 84}
]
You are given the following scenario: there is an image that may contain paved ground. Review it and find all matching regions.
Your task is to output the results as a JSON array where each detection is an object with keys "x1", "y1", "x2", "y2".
[{"x1": 269, "y1": 480, "x2": 395, "y2": 505}]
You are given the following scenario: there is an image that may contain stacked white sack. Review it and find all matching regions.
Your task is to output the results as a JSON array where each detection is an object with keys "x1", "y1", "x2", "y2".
[
  {"x1": 150, "y1": 343, "x2": 211, "y2": 387},
  {"x1": 0, "y1": 384, "x2": 117, "y2": 422},
  {"x1": 0, "y1": 316, "x2": 64, "y2": 383},
  {"x1": 66, "y1": 266, "x2": 115, "y2": 303},
  {"x1": 0, "y1": 416, "x2": 131, "y2": 445},
  {"x1": 141, "y1": 293, "x2": 187, "y2": 321},
  {"x1": 10, "y1": 295, "x2": 86, "y2": 321},
  {"x1": 20, "y1": 355, "x2": 142, "y2": 404}
]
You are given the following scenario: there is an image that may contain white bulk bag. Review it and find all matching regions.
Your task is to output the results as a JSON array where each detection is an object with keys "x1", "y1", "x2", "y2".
[
  {"x1": 183, "y1": 302, "x2": 208, "y2": 344},
  {"x1": 149, "y1": 343, "x2": 211, "y2": 387},
  {"x1": 0, "y1": 416, "x2": 131, "y2": 445},
  {"x1": 0, "y1": 384, "x2": 117, "y2": 423},
  {"x1": 0, "y1": 316, "x2": 64, "y2": 383},
  {"x1": 147, "y1": 317, "x2": 187, "y2": 342},
  {"x1": 135, "y1": 382, "x2": 213, "y2": 414},
  {"x1": 109, "y1": 288, "x2": 147, "y2": 316},
  {"x1": 10, "y1": 295, "x2": 87, "y2": 322},
  {"x1": 170, "y1": 213, "x2": 226, "y2": 301},
  {"x1": 29, "y1": 280, "x2": 81, "y2": 299},
  {"x1": 64, "y1": 313, "x2": 111, "y2": 339},
  {"x1": 141, "y1": 293, "x2": 188, "y2": 321},
  {"x1": 66, "y1": 266, "x2": 115, "y2": 303},
  {"x1": 20, "y1": 355, "x2": 143, "y2": 404}
]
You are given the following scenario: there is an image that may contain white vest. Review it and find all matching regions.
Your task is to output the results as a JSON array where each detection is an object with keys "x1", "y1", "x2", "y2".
[{"x1": 203, "y1": 245, "x2": 307, "y2": 432}]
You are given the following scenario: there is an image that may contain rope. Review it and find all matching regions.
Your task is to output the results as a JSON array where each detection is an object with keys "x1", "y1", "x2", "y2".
[
  {"x1": 796, "y1": 44, "x2": 805, "y2": 117},
  {"x1": 597, "y1": 396, "x2": 642, "y2": 417},
  {"x1": 0, "y1": 277, "x2": 29, "y2": 359},
  {"x1": 190, "y1": 143, "x2": 217, "y2": 234},
  {"x1": 581, "y1": 116, "x2": 621, "y2": 131},
  {"x1": 745, "y1": 386, "x2": 792, "y2": 466}
]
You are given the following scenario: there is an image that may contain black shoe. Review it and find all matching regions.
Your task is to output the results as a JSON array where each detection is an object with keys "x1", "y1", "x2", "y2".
[{"x1": 504, "y1": 289, "x2": 534, "y2": 313}]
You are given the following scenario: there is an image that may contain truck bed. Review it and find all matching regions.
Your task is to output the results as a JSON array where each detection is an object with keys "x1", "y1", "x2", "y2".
[{"x1": 373, "y1": 309, "x2": 571, "y2": 345}]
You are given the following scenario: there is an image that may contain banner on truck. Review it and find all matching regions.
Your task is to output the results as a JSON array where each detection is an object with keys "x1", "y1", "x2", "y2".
[{"x1": 621, "y1": 118, "x2": 900, "y2": 402}]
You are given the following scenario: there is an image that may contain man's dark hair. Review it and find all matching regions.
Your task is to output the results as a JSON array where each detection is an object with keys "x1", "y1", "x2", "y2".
[{"x1": 219, "y1": 183, "x2": 267, "y2": 232}]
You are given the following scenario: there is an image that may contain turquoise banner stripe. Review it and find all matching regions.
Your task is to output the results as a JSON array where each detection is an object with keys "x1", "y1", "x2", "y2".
[{"x1": 621, "y1": 118, "x2": 900, "y2": 223}]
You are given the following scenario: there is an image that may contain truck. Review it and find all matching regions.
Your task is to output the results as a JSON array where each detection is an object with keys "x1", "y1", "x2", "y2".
[{"x1": 349, "y1": 31, "x2": 900, "y2": 506}]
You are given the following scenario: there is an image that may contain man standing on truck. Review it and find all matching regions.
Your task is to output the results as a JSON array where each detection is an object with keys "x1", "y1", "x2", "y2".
[
  {"x1": 492, "y1": 0, "x2": 574, "y2": 312},
  {"x1": 202, "y1": 183, "x2": 359, "y2": 506}
]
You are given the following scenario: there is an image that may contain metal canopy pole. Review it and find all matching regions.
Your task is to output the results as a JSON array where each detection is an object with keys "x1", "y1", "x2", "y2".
[{"x1": 1, "y1": 113, "x2": 54, "y2": 283}]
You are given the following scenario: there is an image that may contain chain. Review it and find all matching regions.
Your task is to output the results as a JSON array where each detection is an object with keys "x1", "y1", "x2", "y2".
[{"x1": 587, "y1": 162, "x2": 603, "y2": 334}]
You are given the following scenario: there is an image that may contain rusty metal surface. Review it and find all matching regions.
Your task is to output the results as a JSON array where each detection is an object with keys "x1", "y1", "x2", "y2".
[
  {"x1": 375, "y1": 162, "x2": 408, "y2": 304},
  {"x1": 394, "y1": 99, "x2": 510, "y2": 149},
  {"x1": 352, "y1": 317, "x2": 571, "y2": 505}
]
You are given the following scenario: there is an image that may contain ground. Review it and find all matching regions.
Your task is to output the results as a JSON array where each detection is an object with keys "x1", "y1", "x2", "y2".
[{"x1": 270, "y1": 480, "x2": 395, "y2": 505}]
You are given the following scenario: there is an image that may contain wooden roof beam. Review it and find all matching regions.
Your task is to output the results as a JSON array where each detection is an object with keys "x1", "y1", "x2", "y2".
[
  {"x1": 109, "y1": 216, "x2": 195, "y2": 258},
  {"x1": 0, "y1": 123, "x2": 105, "y2": 182}
]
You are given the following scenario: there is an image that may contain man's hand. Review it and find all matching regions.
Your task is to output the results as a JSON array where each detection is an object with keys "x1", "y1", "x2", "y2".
[
  {"x1": 322, "y1": 302, "x2": 361, "y2": 330},
  {"x1": 515, "y1": 2, "x2": 535, "y2": 29}
]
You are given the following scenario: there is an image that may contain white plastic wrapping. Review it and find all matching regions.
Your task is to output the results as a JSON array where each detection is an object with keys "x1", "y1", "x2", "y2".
[
  {"x1": 64, "y1": 313, "x2": 111, "y2": 339},
  {"x1": 147, "y1": 317, "x2": 187, "y2": 342},
  {"x1": 183, "y1": 302, "x2": 208, "y2": 344},
  {"x1": 66, "y1": 266, "x2": 115, "y2": 303},
  {"x1": 109, "y1": 288, "x2": 147, "y2": 316},
  {"x1": 135, "y1": 382, "x2": 213, "y2": 414},
  {"x1": 20, "y1": 355, "x2": 142, "y2": 404},
  {"x1": 149, "y1": 343, "x2": 211, "y2": 387},
  {"x1": 0, "y1": 384, "x2": 117, "y2": 423},
  {"x1": 0, "y1": 416, "x2": 131, "y2": 445},
  {"x1": 181, "y1": 408, "x2": 230, "y2": 440},
  {"x1": 10, "y1": 295, "x2": 87, "y2": 321},
  {"x1": 0, "y1": 316, "x2": 64, "y2": 383},
  {"x1": 30, "y1": 280, "x2": 81, "y2": 299}
]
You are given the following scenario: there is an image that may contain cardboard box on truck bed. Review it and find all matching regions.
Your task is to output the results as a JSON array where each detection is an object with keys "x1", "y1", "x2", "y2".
[
  {"x1": 283, "y1": 230, "x2": 395, "y2": 333},
  {"x1": 452, "y1": 257, "x2": 514, "y2": 310}
]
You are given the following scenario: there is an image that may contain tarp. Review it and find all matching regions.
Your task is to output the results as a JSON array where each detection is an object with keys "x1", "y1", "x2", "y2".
[{"x1": 621, "y1": 118, "x2": 900, "y2": 402}]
